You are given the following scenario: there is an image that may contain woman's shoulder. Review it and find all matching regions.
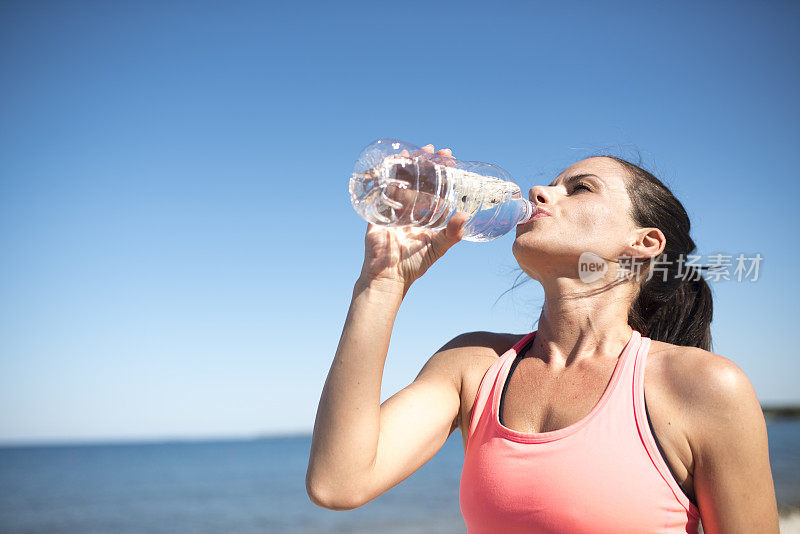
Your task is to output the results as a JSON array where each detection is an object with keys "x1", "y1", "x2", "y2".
[
  {"x1": 439, "y1": 330, "x2": 527, "y2": 357},
  {"x1": 443, "y1": 330, "x2": 529, "y2": 368},
  {"x1": 422, "y1": 331, "x2": 525, "y2": 389},
  {"x1": 435, "y1": 331, "x2": 528, "y2": 392},
  {"x1": 646, "y1": 340, "x2": 762, "y2": 443},
  {"x1": 647, "y1": 340, "x2": 754, "y2": 404}
]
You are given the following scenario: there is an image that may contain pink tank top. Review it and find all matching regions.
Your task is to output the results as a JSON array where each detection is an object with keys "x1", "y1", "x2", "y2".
[{"x1": 459, "y1": 330, "x2": 701, "y2": 533}]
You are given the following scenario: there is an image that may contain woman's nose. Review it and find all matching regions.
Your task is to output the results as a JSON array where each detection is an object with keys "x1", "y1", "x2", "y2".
[{"x1": 529, "y1": 185, "x2": 550, "y2": 205}]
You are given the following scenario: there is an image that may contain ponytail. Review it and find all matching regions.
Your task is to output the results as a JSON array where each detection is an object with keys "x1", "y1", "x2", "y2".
[{"x1": 628, "y1": 261, "x2": 713, "y2": 351}]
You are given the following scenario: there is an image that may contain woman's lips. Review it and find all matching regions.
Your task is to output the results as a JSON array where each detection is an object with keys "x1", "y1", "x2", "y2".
[{"x1": 521, "y1": 207, "x2": 551, "y2": 224}]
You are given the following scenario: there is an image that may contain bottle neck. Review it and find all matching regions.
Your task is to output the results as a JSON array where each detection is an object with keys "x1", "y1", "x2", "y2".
[{"x1": 519, "y1": 198, "x2": 536, "y2": 223}]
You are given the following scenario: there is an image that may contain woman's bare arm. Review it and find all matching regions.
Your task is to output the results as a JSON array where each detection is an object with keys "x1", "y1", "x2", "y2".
[
  {"x1": 679, "y1": 349, "x2": 780, "y2": 533},
  {"x1": 305, "y1": 276, "x2": 466, "y2": 509}
]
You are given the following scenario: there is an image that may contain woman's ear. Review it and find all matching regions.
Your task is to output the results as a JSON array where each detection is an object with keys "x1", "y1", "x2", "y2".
[{"x1": 623, "y1": 227, "x2": 666, "y2": 260}]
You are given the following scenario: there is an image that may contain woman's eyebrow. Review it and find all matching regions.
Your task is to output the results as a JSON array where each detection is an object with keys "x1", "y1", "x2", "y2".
[{"x1": 548, "y1": 173, "x2": 600, "y2": 187}]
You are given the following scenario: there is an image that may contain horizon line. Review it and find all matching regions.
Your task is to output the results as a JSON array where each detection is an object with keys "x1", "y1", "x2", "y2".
[
  {"x1": 2, "y1": 404, "x2": 799, "y2": 449},
  {"x1": 0, "y1": 429, "x2": 315, "y2": 449}
]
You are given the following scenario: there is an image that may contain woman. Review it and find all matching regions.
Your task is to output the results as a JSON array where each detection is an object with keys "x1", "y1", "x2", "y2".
[{"x1": 306, "y1": 144, "x2": 780, "y2": 533}]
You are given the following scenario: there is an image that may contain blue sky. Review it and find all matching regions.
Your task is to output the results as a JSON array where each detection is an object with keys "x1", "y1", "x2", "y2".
[{"x1": 1, "y1": 1, "x2": 798, "y2": 445}]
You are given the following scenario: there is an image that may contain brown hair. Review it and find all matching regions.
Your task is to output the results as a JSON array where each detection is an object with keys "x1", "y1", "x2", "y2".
[{"x1": 606, "y1": 156, "x2": 713, "y2": 351}]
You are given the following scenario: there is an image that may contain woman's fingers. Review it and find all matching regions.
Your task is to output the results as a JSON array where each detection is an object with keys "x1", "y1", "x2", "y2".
[
  {"x1": 437, "y1": 147, "x2": 456, "y2": 167},
  {"x1": 422, "y1": 144, "x2": 453, "y2": 154},
  {"x1": 421, "y1": 144, "x2": 454, "y2": 156},
  {"x1": 421, "y1": 144, "x2": 455, "y2": 166}
]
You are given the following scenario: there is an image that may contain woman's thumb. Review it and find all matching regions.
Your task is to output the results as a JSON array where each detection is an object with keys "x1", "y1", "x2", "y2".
[{"x1": 431, "y1": 212, "x2": 468, "y2": 256}]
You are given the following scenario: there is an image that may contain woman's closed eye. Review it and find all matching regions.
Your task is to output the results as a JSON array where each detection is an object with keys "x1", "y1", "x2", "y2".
[{"x1": 571, "y1": 182, "x2": 592, "y2": 194}]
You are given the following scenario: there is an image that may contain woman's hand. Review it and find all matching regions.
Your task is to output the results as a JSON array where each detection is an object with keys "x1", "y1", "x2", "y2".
[{"x1": 359, "y1": 144, "x2": 469, "y2": 296}]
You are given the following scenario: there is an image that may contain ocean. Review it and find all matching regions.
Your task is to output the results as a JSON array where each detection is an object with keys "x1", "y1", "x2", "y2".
[{"x1": 1, "y1": 420, "x2": 798, "y2": 533}]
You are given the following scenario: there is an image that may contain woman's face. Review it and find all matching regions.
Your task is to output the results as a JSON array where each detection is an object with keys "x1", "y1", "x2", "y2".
[{"x1": 513, "y1": 157, "x2": 639, "y2": 282}]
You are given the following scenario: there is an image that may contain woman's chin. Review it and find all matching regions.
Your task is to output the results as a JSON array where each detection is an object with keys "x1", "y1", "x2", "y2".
[{"x1": 512, "y1": 234, "x2": 546, "y2": 255}]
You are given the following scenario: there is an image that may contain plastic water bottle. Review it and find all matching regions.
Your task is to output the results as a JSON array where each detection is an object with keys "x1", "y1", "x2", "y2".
[{"x1": 349, "y1": 139, "x2": 536, "y2": 242}]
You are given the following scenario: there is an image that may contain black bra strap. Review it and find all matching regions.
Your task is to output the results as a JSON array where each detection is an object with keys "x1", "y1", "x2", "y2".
[
  {"x1": 499, "y1": 335, "x2": 535, "y2": 426},
  {"x1": 644, "y1": 394, "x2": 698, "y2": 507}
]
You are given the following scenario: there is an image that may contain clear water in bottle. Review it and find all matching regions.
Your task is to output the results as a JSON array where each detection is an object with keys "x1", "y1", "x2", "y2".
[{"x1": 349, "y1": 139, "x2": 535, "y2": 242}]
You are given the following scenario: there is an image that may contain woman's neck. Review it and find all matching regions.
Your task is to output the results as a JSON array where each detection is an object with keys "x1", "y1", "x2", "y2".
[{"x1": 532, "y1": 276, "x2": 635, "y2": 370}]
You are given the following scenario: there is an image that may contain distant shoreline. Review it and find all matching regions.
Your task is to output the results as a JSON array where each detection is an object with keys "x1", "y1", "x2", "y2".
[
  {"x1": 762, "y1": 405, "x2": 800, "y2": 420},
  {"x1": 0, "y1": 407, "x2": 797, "y2": 449}
]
